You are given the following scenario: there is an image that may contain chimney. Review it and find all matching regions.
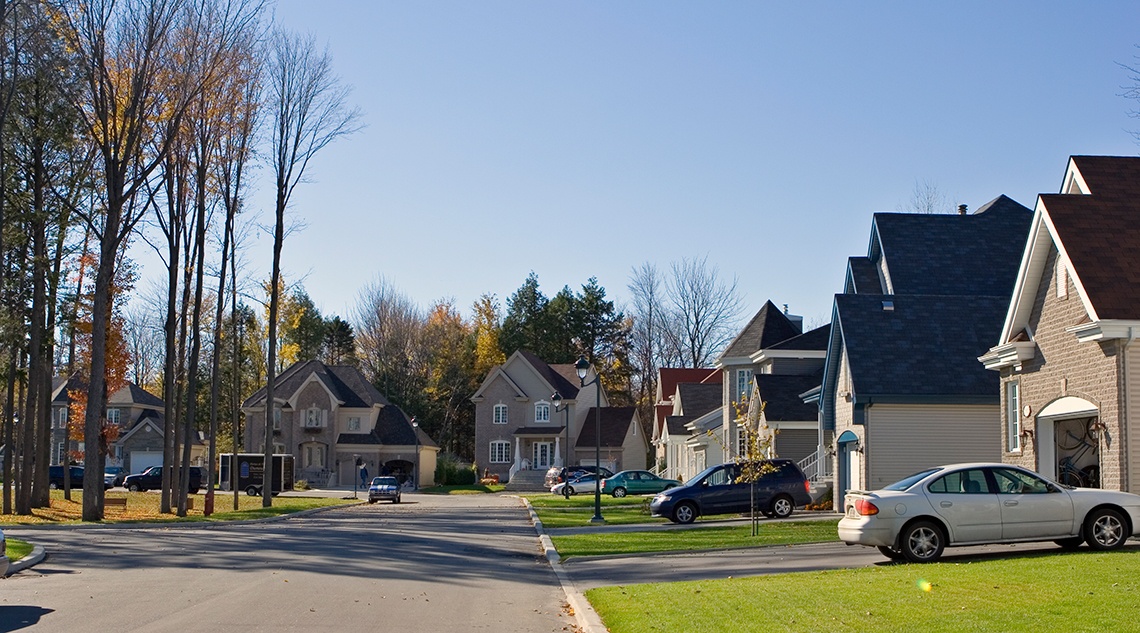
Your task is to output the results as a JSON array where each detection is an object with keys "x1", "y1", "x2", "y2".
[{"x1": 958, "y1": 204, "x2": 968, "y2": 216}]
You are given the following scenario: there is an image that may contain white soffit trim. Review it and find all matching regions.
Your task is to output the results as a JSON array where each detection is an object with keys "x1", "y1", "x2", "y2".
[
  {"x1": 978, "y1": 341, "x2": 1036, "y2": 370},
  {"x1": 749, "y1": 349, "x2": 827, "y2": 364},
  {"x1": 1037, "y1": 396, "x2": 1098, "y2": 420},
  {"x1": 1066, "y1": 320, "x2": 1140, "y2": 343}
]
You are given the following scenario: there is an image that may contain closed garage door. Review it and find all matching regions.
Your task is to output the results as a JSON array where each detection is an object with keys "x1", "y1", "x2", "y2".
[{"x1": 129, "y1": 451, "x2": 164, "y2": 475}]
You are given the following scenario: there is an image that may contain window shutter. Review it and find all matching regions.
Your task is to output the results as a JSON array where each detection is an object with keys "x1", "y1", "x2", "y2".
[{"x1": 322, "y1": 409, "x2": 328, "y2": 428}]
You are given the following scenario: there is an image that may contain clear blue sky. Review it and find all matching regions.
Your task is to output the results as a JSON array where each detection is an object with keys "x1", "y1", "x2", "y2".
[{"x1": 161, "y1": 2, "x2": 1140, "y2": 328}]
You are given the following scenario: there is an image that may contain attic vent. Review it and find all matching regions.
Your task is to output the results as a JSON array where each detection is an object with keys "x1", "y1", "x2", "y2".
[
  {"x1": 882, "y1": 300, "x2": 894, "y2": 311},
  {"x1": 958, "y1": 204, "x2": 968, "y2": 215}
]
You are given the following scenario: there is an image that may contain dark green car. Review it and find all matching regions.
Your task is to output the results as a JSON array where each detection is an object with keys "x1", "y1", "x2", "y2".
[{"x1": 601, "y1": 470, "x2": 680, "y2": 497}]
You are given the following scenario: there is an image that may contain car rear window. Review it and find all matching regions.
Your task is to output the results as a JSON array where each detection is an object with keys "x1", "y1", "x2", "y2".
[{"x1": 884, "y1": 468, "x2": 941, "y2": 491}]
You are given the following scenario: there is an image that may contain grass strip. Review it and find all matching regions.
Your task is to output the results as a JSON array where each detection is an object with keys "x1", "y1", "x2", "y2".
[
  {"x1": 521, "y1": 493, "x2": 654, "y2": 509},
  {"x1": 586, "y1": 549, "x2": 1140, "y2": 633},
  {"x1": 5, "y1": 537, "x2": 32, "y2": 562},
  {"x1": 0, "y1": 490, "x2": 353, "y2": 525},
  {"x1": 418, "y1": 484, "x2": 505, "y2": 495},
  {"x1": 552, "y1": 519, "x2": 839, "y2": 558},
  {"x1": 537, "y1": 506, "x2": 669, "y2": 528}
]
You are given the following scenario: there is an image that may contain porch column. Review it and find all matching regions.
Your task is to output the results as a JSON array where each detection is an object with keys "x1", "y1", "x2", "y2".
[
  {"x1": 513, "y1": 436, "x2": 521, "y2": 470},
  {"x1": 554, "y1": 436, "x2": 562, "y2": 467}
]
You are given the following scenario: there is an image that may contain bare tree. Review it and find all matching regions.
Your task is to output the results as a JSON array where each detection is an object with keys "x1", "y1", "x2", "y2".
[
  {"x1": 666, "y1": 255, "x2": 744, "y2": 368},
  {"x1": 353, "y1": 276, "x2": 425, "y2": 405},
  {"x1": 627, "y1": 262, "x2": 663, "y2": 430},
  {"x1": 261, "y1": 28, "x2": 360, "y2": 506},
  {"x1": 899, "y1": 179, "x2": 953, "y2": 215}
]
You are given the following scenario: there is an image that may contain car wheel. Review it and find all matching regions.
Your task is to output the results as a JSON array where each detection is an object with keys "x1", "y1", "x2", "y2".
[
  {"x1": 900, "y1": 520, "x2": 945, "y2": 563},
  {"x1": 128, "y1": 483, "x2": 141, "y2": 492},
  {"x1": 368, "y1": 499, "x2": 377, "y2": 504},
  {"x1": 770, "y1": 495, "x2": 795, "y2": 519},
  {"x1": 1085, "y1": 508, "x2": 1128, "y2": 551},
  {"x1": 393, "y1": 496, "x2": 401, "y2": 504},
  {"x1": 1054, "y1": 537, "x2": 1083, "y2": 550},
  {"x1": 612, "y1": 487, "x2": 627, "y2": 498},
  {"x1": 246, "y1": 486, "x2": 259, "y2": 496},
  {"x1": 565, "y1": 486, "x2": 575, "y2": 496},
  {"x1": 672, "y1": 501, "x2": 697, "y2": 524},
  {"x1": 49, "y1": 482, "x2": 59, "y2": 490},
  {"x1": 877, "y1": 546, "x2": 905, "y2": 561}
]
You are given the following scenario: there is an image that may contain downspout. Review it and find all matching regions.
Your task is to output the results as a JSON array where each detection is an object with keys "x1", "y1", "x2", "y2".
[{"x1": 1122, "y1": 327, "x2": 1135, "y2": 491}]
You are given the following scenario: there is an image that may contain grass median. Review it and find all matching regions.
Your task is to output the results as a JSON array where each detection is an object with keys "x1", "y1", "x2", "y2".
[
  {"x1": 5, "y1": 537, "x2": 32, "y2": 561},
  {"x1": 0, "y1": 490, "x2": 355, "y2": 525},
  {"x1": 551, "y1": 519, "x2": 839, "y2": 558},
  {"x1": 419, "y1": 484, "x2": 505, "y2": 495},
  {"x1": 586, "y1": 549, "x2": 1140, "y2": 633}
]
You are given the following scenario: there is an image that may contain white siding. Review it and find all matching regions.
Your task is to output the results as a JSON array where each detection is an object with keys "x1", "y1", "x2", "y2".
[
  {"x1": 866, "y1": 404, "x2": 1000, "y2": 490},
  {"x1": 774, "y1": 428, "x2": 817, "y2": 463},
  {"x1": 1128, "y1": 348, "x2": 1140, "y2": 493}
]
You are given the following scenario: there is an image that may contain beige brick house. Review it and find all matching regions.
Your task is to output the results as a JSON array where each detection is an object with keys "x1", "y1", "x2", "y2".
[
  {"x1": 242, "y1": 360, "x2": 437, "y2": 487},
  {"x1": 980, "y1": 156, "x2": 1140, "y2": 492}
]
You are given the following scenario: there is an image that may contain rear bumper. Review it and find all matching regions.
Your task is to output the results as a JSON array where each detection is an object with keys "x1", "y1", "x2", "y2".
[{"x1": 838, "y1": 517, "x2": 896, "y2": 547}]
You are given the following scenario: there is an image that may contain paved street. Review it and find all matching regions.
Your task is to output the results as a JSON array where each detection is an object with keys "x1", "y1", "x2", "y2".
[{"x1": 0, "y1": 495, "x2": 573, "y2": 632}]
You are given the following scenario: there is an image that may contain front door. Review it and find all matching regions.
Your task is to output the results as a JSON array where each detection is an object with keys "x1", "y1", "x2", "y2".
[{"x1": 533, "y1": 442, "x2": 552, "y2": 470}]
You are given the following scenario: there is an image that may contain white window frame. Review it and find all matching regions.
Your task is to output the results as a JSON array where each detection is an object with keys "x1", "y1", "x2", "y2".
[
  {"x1": 305, "y1": 407, "x2": 327, "y2": 428},
  {"x1": 489, "y1": 440, "x2": 511, "y2": 464},
  {"x1": 736, "y1": 369, "x2": 753, "y2": 400},
  {"x1": 107, "y1": 408, "x2": 121, "y2": 425},
  {"x1": 56, "y1": 407, "x2": 68, "y2": 429},
  {"x1": 272, "y1": 408, "x2": 282, "y2": 430},
  {"x1": 347, "y1": 416, "x2": 361, "y2": 432},
  {"x1": 1006, "y1": 382, "x2": 1020, "y2": 452},
  {"x1": 534, "y1": 401, "x2": 550, "y2": 423},
  {"x1": 493, "y1": 404, "x2": 508, "y2": 424},
  {"x1": 273, "y1": 442, "x2": 286, "y2": 454}
]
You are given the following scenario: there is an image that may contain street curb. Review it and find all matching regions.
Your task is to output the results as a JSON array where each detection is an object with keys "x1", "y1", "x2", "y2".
[
  {"x1": 520, "y1": 497, "x2": 608, "y2": 633},
  {"x1": 5, "y1": 544, "x2": 46, "y2": 576}
]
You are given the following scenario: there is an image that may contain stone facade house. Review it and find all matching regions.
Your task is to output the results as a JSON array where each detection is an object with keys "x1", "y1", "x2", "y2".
[
  {"x1": 980, "y1": 156, "x2": 1140, "y2": 492},
  {"x1": 242, "y1": 360, "x2": 437, "y2": 487},
  {"x1": 819, "y1": 195, "x2": 1033, "y2": 495},
  {"x1": 471, "y1": 350, "x2": 633, "y2": 483}
]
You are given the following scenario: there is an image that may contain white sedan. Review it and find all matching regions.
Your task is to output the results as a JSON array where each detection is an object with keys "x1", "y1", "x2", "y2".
[
  {"x1": 550, "y1": 475, "x2": 599, "y2": 496},
  {"x1": 838, "y1": 463, "x2": 1140, "y2": 563}
]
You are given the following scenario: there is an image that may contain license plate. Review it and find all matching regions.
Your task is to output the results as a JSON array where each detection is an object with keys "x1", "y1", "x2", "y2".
[{"x1": 846, "y1": 506, "x2": 859, "y2": 518}]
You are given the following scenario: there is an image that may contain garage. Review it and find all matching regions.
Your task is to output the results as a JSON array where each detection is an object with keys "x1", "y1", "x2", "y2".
[{"x1": 129, "y1": 450, "x2": 163, "y2": 475}]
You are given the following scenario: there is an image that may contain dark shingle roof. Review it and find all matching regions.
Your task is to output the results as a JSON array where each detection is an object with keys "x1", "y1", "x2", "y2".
[
  {"x1": 846, "y1": 257, "x2": 881, "y2": 294},
  {"x1": 337, "y1": 404, "x2": 437, "y2": 448},
  {"x1": 517, "y1": 350, "x2": 580, "y2": 399},
  {"x1": 674, "y1": 383, "x2": 722, "y2": 418},
  {"x1": 1041, "y1": 156, "x2": 1140, "y2": 320},
  {"x1": 243, "y1": 360, "x2": 391, "y2": 409},
  {"x1": 575, "y1": 407, "x2": 637, "y2": 448},
  {"x1": 109, "y1": 383, "x2": 164, "y2": 408},
  {"x1": 835, "y1": 294, "x2": 1007, "y2": 399},
  {"x1": 665, "y1": 416, "x2": 691, "y2": 436},
  {"x1": 871, "y1": 195, "x2": 1032, "y2": 297},
  {"x1": 768, "y1": 324, "x2": 830, "y2": 351},
  {"x1": 756, "y1": 374, "x2": 822, "y2": 421},
  {"x1": 719, "y1": 300, "x2": 802, "y2": 360}
]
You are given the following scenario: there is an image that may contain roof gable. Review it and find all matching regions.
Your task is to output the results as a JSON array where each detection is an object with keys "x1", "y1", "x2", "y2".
[
  {"x1": 674, "y1": 382, "x2": 722, "y2": 417},
  {"x1": 243, "y1": 360, "x2": 391, "y2": 409},
  {"x1": 719, "y1": 300, "x2": 802, "y2": 362},
  {"x1": 575, "y1": 406, "x2": 638, "y2": 448},
  {"x1": 755, "y1": 374, "x2": 822, "y2": 421}
]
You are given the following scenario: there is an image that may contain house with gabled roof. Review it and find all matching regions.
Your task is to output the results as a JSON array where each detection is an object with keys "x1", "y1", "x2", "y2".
[
  {"x1": 980, "y1": 156, "x2": 1140, "y2": 492},
  {"x1": 242, "y1": 360, "x2": 437, "y2": 487},
  {"x1": 472, "y1": 349, "x2": 632, "y2": 487},
  {"x1": 819, "y1": 195, "x2": 1033, "y2": 494},
  {"x1": 664, "y1": 381, "x2": 724, "y2": 481},
  {"x1": 651, "y1": 367, "x2": 719, "y2": 476},
  {"x1": 575, "y1": 406, "x2": 649, "y2": 474}
]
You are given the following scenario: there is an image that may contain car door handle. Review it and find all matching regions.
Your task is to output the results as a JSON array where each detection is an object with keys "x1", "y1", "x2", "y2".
[
  {"x1": 1004, "y1": 500, "x2": 1018, "y2": 507},
  {"x1": 940, "y1": 501, "x2": 952, "y2": 508}
]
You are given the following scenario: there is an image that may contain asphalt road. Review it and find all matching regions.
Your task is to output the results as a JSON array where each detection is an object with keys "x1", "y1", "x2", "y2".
[{"x1": 0, "y1": 495, "x2": 573, "y2": 632}]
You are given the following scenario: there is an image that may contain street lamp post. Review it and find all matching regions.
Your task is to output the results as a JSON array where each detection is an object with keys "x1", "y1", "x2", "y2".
[
  {"x1": 575, "y1": 355, "x2": 604, "y2": 524},
  {"x1": 411, "y1": 418, "x2": 420, "y2": 490},
  {"x1": 552, "y1": 392, "x2": 570, "y2": 499}
]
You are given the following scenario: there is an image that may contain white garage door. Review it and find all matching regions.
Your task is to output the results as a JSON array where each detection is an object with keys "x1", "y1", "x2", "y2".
[{"x1": 130, "y1": 451, "x2": 164, "y2": 475}]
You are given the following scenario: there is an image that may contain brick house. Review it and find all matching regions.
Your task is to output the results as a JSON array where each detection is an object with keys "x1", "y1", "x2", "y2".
[
  {"x1": 242, "y1": 360, "x2": 437, "y2": 487},
  {"x1": 980, "y1": 156, "x2": 1140, "y2": 492},
  {"x1": 819, "y1": 195, "x2": 1033, "y2": 494}
]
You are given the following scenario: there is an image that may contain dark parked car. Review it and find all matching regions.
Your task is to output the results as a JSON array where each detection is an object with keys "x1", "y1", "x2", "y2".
[
  {"x1": 368, "y1": 476, "x2": 402, "y2": 504},
  {"x1": 49, "y1": 465, "x2": 110, "y2": 490},
  {"x1": 544, "y1": 465, "x2": 615, "y2": 488},
  {"x1": 124, "y1": 465, "x2": 203, "y2": 493},
  {"x1": 650, "y1": 459, "x2": 812, "y2": 524}
]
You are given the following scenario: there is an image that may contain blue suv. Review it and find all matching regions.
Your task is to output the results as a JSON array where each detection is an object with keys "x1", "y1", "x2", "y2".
[{"x1": 650, "y1": 459, "x2": 812, "y2": 524}]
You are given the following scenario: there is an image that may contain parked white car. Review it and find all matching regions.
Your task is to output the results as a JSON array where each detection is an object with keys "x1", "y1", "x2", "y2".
[
  {"x1": 550, "y1": 475, "x2": 599, "y2": 496},
  {"x1": 0, "y1": 526, "x2": 9, "y2": 577},
  {"x1": 838, "y1": 463, "x2": 1140, "y2": 563}
]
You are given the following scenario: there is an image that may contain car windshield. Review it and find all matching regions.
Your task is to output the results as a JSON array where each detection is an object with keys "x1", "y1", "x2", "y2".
[
  {"x1": 372, "y1": 477, "x2": 398, "y2": 486},
  {"x1": 883, "y1": 468, "x2": 942, "y2": 491}
]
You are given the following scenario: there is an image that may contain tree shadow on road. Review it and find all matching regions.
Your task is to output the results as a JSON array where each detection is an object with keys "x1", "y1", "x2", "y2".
[{"x1": 0, "y1": 606, "x2": 53, "y2": 632}]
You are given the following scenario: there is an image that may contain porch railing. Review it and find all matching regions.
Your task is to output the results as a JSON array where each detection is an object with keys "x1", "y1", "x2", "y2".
[{"x1": 797, "y1": 448, "x2": 833, "y2": 484}]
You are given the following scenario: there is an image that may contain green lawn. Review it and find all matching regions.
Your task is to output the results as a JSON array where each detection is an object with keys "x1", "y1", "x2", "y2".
[
  {"x1": 537, "y1": 506, "x2": 669, "y2": 528},
  {"x1": 551, "y1": 519, "x2": 839, "y2": 558},
  {"x1": 418, "y1": 484, "x2": 505, "y2": 495},
  {"x1": 521, "y1": 493, "x2": 652, "y2": 508},
  {"x1": 586, "y1": 549, "x2": 1140, "y2": 633},
  {"x1": 5, "y1": 537, "x2": 32, "y2": 562}
]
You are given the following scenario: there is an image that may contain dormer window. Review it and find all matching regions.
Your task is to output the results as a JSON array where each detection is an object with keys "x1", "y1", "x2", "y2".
[
  {"x1": 347, "y1": 416, "x2": 361, "y2": 432},
  {"x1": 107, "y1": 408, "x2": 120, "y2": 425},
  {"x1": 736, "y1": 369, "x2": 753, "y2": 399},
  {"x1": 534, "y1": 401, "x2": 550, "y2": 423}
]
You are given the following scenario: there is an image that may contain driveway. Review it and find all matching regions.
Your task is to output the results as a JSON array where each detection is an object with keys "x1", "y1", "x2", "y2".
[{"x1": 1, "y1": 494, "x2": 574, "y2": 632}]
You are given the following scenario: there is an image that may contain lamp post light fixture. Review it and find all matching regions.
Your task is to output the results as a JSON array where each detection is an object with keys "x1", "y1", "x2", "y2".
[
  {"x1": 575, "y1": 355, "x2": 604, "y2": 524},
  {"x1": 411, "y1": 417, "x2": 420, "y2": 490},
  {"x1": 552, "y1": 392, "x2": 570, "y2": 498}
]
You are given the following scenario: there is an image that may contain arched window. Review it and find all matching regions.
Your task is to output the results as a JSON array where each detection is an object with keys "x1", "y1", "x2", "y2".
[
  {"x1": 534, "y1": 401, "x2": 550, "y2": 423},
  {"x1": 493, "y1": 404, "x2": 508, "y2": 424},
  {"x1": 489, "y1": 440, "x2": 511, "y2": 463}
]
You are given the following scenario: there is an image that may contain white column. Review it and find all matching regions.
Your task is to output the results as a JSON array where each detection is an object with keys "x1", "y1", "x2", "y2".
[
  {"x1": 513, "y1": 437, "x2": 521, "y2": 470},
  {"x1": 554, "y1": 436, "x2": 562, "y2": 467}
]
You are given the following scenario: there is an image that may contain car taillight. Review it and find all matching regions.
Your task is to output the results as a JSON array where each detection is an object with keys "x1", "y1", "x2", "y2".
[
  {"x1": 854, "y1": 499, "x2": 879, "y2": 516},
  {"x1": 804, "y1": 480, "x2": 811, "y2": 495}
]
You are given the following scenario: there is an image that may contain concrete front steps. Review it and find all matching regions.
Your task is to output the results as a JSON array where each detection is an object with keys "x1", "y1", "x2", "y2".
[{"x1": 504, "y1": 469, "x2": 550, "y2": 492}]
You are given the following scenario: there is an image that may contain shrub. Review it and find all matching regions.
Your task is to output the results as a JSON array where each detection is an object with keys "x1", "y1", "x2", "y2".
[
  {"x1": 434, "y1": 454, "x2": 477, "y2": 485},
  {"x1": 294, "y1": 480, "x2": 311, "y2": 491}
]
